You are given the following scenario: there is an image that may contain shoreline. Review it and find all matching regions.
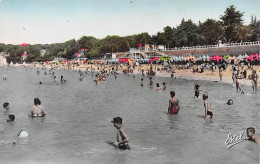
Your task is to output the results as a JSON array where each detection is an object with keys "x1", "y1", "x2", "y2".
[{"x1": 8, "y1": 63, "x2": 260, "y2": 87}]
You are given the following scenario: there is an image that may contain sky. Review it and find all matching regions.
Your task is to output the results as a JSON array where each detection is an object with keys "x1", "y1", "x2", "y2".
[{"x1": 0, "y1": 0, "x2": 259, "y2": 44}]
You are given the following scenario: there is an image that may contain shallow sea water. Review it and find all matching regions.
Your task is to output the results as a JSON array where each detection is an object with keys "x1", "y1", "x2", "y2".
[{"x1": 0, "y1": 67, "x2": 259, "y2": 164}]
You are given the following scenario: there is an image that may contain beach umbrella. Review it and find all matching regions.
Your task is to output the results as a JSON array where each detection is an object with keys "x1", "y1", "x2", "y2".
[
  {"x1": 205, "y1": 55, "x2": 210, "y2": 61},
  {"x1": 237, "y1": 54, "x2": 244, "y2": 60}
]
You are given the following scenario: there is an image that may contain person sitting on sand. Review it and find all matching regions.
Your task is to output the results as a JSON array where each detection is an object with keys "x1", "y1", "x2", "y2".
[
  {"x1": 111, "y1": 117, "x2": 130, "y2": 150},
  {"x1": 246, "y1": 127, "x2": 260, "y2": 144},
  {"x1": 194, "y1": 83, "x2": 207, "y2": 98},
  {"x1": 168, "y1": 91, "x2": 180, "y2": 115},
  {"x1": 156, "y1": 83, "x2": 162, "y2": 90},
  {"x1": 28, "y1": 98, "x2": 46, "y2": 117},
  {"x1": 203, "y1": 93, "x2": 213, "y2": 119}
]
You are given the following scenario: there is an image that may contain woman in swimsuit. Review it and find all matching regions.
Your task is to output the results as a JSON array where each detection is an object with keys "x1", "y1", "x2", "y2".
[
  {"x1": 168, "y1": 91, "x2": 180, "y2": 115},
  {"x1": 252, "y1": 70, "x2": 258, "y2": 91},
  {"x1": 28, "y1": 98, "x2": 46, "y2": 117},
  {"x1": 235, "y1": 70, "x2": 243, "y2": 91}
]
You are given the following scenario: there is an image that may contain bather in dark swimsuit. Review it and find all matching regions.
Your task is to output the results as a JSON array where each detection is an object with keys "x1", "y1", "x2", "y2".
[{"x1": 207, "y1": 111, "x2": 213, "y2": 118}]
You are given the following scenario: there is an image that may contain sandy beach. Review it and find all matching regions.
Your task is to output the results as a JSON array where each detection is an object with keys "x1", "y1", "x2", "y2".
[{"x1": 30, "y1": 63, "x2": 260, "y2": 86}]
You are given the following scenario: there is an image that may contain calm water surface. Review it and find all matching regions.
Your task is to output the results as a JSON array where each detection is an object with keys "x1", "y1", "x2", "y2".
[{"x1": 0, "y1": 67, "x2": 259, "y2": 164}]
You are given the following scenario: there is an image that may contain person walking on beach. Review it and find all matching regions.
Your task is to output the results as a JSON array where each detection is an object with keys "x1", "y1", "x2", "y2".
[
  {"x1": 111, "y1": 117, "x2": 130, "y2": 150},
  {"x1": 203, "y1": 93, "x2": 213, "y2": 119},
  {"x1": 246, "y1": 127, "x2": 260, "y2": 144},
  {"x1": 252, "y1": 70, "x2": 258, "y2": 91},
  {"x1": 168, "y1": 91, "x2": 180, "y2": 115},
  {"x1": 28, "y1": 98, "x2": 46, "y2": 117}
]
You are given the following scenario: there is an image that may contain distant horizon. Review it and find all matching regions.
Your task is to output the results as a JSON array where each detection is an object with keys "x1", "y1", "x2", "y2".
[{"x1": 0, "y1": 0, "x2": 259, "y2": 45}]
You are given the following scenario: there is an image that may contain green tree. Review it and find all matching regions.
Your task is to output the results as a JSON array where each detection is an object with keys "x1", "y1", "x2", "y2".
[
  {"x1": 236, "y1": 25, "x2": 252, "y2": 42},
  {"x1": 64, "y1": 39, "x2": 79, "y2": 59},
  {"x1": 25, "y1": 45, "x2": 41, "y2": 62},
  {"x1": 250, "y1": 16, "x2": 260, "y2": 41},
  {"x1": 198, "y1": 19, "x2": 223, "y2": 45},
  {"x1": 100, "y1": 36, "x2": 128, "y2": 54},
  {"x1": 154, "y1": 32, "x2": 166, "y2": 45},
  {"x1": 164, "y1": 26, "x2": 175, "y2": 48},
  {"x1": 174, "y1": 18, "x2": 199, "y2": 47},
  {"x1": 6, "y1": 49, "x2": 23, "y2": 63},
  {"x1": 220, "y1": 5, "x2": 244, "y2": 43}
]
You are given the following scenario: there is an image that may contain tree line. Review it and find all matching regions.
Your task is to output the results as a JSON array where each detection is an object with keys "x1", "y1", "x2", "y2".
[{"x1": 0, "y1": 5, "x2": 259, "y2": 63}]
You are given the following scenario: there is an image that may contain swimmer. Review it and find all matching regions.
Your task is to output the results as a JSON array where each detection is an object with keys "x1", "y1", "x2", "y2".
[
  {"x1": 141, "y1": 78, "x2": 144, "y2": 86},
  {"x1": 28, "y1": 98, "x2": 46, "y2": 117},
  {"x1": 194, "y1": 83, "x2": 207, "y2": 98},
  {"x1": 111, "y1": 117, "x2": 130, "y2": 150},
  {"x1": 156, "y1": 83, "x2": 162, "y2": 90},
  {"x1": 226, "y1": 99, "x2": 233, "y2": 105},
  {"x1": 149, "y1": 77, "x2": 153, "y2": 86},
  {"x1": 246, "y1": 127, "x2": 260, "y2": 144},
  {"x1": 168, "y1": 91, "x2": 180, "y2": 115},
  {"x1": 203, "y1": 93, "x2": 213, "y2": 119},
  {"x1": 39, "y1": 81, "x2": 42, "y2": 85},
  {"x1": 251, "y1": 70, "x2": 258, "y2": 91},
  {"x1": 7, "y1": 114, "x2": 15, "y2": 122},
  {"x1": 235, "y1": 70, "x2": 243, "y2": 91},
  {"x1": 163, "y1": 82, "x2": 166, "y2": 90},
  {"x1": 61, "y1": 76, "x2": 66, "y2": 83},
  {"x1": 3, "y1": 74, "x2": 7, "y2": 80},
  {"x1": 3, "y1": 102, "x2": 9, "y2": 110},
  {"x1": 79, "y1": 75, "x2": 83, "y2": 81},
  {"x1": 53, "y1": 76, "x2": 56, "y2": 82}
]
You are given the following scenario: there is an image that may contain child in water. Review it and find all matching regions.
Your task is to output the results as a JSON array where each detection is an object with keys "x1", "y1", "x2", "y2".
[
  {"x1": 111, "y1": 117, "x2": 130, "y2": 150},
  {"x1": 156, "y1": 83, "x2": 162, "y2": 90},
  {"x1": 246, "y1": 127, "x2": 260, "y2": 144},
  {"x1": 194, "y1": 83, "x2": 207, "y2": 98}
]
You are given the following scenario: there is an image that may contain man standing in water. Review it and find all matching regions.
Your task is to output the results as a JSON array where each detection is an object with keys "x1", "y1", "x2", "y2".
[
  {"x1": 168, "y1": 91, "x2": 180, "y2": 115},
  {"x1": 111, "y1": 117, "x2": 130, "y2": 150},
  {"x1": 203, "y1": 93, "x2": 213, "y2": 119}
]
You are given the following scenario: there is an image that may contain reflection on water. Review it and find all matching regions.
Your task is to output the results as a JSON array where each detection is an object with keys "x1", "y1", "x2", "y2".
[{"x1": 0, "y1": 67, "x2": 259, "y2": 164}]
